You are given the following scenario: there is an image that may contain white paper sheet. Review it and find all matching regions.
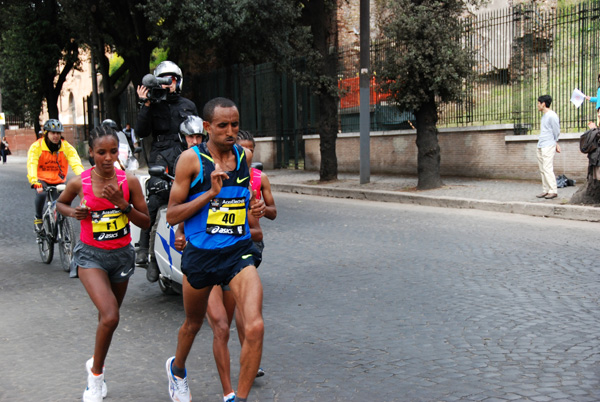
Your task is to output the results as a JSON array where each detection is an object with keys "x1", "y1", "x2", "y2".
[{"x1": 571, "y1": 88, "x2": 586, "y2": 108}]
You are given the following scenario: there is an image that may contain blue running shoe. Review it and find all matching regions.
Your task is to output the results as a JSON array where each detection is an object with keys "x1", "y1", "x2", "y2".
[{"x1": 166, "y1": 356, "x2": 191, "y2": 402}]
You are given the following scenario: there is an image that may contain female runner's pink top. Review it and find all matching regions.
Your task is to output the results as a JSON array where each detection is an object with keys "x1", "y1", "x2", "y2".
[
  {"x1": 250, "y1": 167, "x2": 262, "y2": 201},
  {"x1": 79, "y1": 168, "x2": 131, "y2": 249}
]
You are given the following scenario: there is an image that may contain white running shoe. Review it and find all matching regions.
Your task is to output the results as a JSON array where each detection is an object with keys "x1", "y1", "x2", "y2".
[
  {"x1": 83, "y1": 371, "x2": 104, "y2": 402},
  {"x1": 166, "y1": 356, "x2": 192, "y2": 402},
  {"x1": 84, "y1": 357, "x2": 107, "y2": 399}
]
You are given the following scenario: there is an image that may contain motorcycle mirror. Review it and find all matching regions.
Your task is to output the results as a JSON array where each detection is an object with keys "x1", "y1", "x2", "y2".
[{"x1": 149, "y1": 166, "x2": 166, "y2": 177}]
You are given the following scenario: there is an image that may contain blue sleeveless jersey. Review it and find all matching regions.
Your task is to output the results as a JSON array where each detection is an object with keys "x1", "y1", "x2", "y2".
[{"x1": 185, "y1": 142, "x2": 251, "y2": 250}]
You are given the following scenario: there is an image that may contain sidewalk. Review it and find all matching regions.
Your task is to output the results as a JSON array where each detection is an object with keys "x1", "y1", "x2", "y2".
[
  {"x1": 7, "y1": 154, "x2": 598, "y2": 222},
  {"x1": 266, "y1": 169, "x2": 600, "y2": 222}
]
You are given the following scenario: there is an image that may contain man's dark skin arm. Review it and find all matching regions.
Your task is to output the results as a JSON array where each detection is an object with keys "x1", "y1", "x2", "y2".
[{"x1": 166, "y1": 149, "x2": 229, "y2": 226}]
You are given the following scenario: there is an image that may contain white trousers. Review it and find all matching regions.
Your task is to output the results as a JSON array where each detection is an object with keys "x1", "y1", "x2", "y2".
[{"x1": 536, "y1": 145, "x2": 557, "y2": 194}]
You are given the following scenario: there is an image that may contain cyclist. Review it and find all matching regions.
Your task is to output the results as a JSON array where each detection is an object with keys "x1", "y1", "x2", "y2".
[{"x1": 27, "y1": 119, "x2": 84, "y2": 232}]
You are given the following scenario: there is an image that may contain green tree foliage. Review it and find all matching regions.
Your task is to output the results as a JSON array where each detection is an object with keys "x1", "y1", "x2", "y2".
[
  {"x1": 144, "y1": 0, "x2": 339, "y2": 181},
  {"x1": 0, "y1": 0, "x2": 340, "y2": 179},
  {"x1": 60, "y1": 0, "x2": 160, "y2": 122},
  {"x1": 144, "y1": 0, "x2": 311, "y2": 70},
  {"x1": 0, "y1": 0, "x2": 80, "y2": 129},
  {"x1": 109, "y1": 54, "x2": 124, "y2": 76},
  {"x1": 376, "y1": 0, "x2": 477, "y2": 189}
]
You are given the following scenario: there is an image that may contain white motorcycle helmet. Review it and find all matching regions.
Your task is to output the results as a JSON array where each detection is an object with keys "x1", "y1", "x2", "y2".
[
  {"x1": 179, "y1": 115, "x2": 205, "y2": 145},
  {"x1": 154, "y1": 61, "x2": 183, "y2": 93}
]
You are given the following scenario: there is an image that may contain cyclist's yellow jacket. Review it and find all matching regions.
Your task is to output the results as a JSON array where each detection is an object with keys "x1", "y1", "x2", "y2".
[{"x1": 27, "y1": 138, "x2": 84, "y2": 186}]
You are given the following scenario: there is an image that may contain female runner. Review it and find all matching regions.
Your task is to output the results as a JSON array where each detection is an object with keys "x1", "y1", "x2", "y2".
[{"x1": 57, "y1": 125, "x2": 150, "y2": 402}]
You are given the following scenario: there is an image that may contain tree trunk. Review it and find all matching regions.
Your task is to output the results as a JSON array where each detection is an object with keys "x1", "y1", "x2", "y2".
[
  {"x1": 319, "y1": 94, "x2": 338, "y2": 181},
  {"x1": 45, "y1": 90, "x2": 60, "y2": 120},
  {"x1": 46, "y1": 101, "x2": 60, "y2": 120},
  {"x1": 570, "y1": 176, "x2": 600, "y2": 204},
  {"x1": 415, "y1": 97, "x2": 443, "y2": 190},
  {"x1": 96, "y1": 52, "x2": 120, "y2": 122},
  {"x1": 302, "y1": 0, "x2": 338, "y2": 182}
]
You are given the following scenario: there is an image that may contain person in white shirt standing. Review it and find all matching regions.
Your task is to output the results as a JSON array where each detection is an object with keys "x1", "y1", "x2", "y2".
[{"x1": 536, "y1": 94, "x2": 561, "y2": 199}]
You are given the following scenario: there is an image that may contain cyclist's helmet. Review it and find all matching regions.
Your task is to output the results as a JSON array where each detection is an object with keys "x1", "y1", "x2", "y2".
[
  {"x1": 154, "y1": 60, "x2": 183, "y2": 92},
  {"x1": 43, "y1": 119, "x2": 64, "y2": 133},
  {"x1": 101, "y1": 119, "x2": 119, "y2": 131},
  {"x1": 179, "y1": 115, "x2": 204, "y2": 144}
]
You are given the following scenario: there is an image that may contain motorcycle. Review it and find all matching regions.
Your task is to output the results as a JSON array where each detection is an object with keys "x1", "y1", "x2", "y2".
[{"x1": 130, "y1": 166, "x2": 183, "y2": 294}]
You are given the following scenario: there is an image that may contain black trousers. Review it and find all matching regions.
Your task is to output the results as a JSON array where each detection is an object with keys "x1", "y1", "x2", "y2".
[{"x1": 138, "y1": 193, "x2": 167, "y2": 249}]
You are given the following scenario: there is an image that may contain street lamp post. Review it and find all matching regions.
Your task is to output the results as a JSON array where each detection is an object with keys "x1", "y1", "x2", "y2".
[
  {"x1": 359, "y1": 0, "x2": 370, "y2": 184},
  {"x1": 90, "y1": 53, "x2": 100, "y2": 128}
]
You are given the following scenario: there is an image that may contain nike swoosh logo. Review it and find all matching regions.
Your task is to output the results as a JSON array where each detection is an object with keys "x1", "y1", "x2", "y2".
[
  {"x1": 121, "y1": 267, "x2": 133, "y2": 277},
  {"x1": 237, "y1": 176, "x2": 249, "y2": 184},
  {"x1": 241, "y1": 254, "x2": 252, "y2": 259}
]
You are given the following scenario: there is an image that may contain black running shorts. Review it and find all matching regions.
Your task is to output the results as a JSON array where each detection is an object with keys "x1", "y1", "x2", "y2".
[
  {"x1": 70, "y1": 242, "x2": 135, "y2": 283},
  {"x1": 182, "y1": 238, "x2": 262, "y2": 290}
]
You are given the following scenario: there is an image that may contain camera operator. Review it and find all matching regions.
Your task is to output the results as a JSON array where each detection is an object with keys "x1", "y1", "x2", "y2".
[{"x1": 135, "y1": 61, "x2": 198, "y2": 165}]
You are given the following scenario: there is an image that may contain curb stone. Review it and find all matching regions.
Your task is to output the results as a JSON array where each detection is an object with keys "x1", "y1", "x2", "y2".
[{"x1": 272, "y1": 183, "x2": 600, "y2": 222}]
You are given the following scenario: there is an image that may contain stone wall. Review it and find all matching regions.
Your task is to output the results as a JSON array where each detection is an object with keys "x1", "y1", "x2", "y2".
[
  {"x1": 301, "y1": 125, "x2": 588, "y2": 181},
  {"x1": 8, "y1": 124, "x2": 588, "y2": 182},
  {"x1": 254, "y1": 137, "x2": 278, "y2": 170}
]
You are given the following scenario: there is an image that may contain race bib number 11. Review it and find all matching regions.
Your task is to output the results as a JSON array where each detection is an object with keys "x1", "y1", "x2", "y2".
[{"x1": 91, "y1": 208, "x2": 130, "y2": 241}]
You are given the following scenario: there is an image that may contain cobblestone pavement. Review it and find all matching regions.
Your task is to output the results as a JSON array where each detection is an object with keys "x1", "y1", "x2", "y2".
[
  {"x1": 1, "y1": 158, "x2": 599, "y2": 401},
  {"x1": 264, "y1": 169, "x2": 581, "y2": 203},
  {"x1": 265, "y1": 170, "x2": 599, "y2": 222}
]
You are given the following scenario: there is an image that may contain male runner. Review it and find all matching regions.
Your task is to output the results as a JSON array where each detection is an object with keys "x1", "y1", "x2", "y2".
[{"x1": 165, "y1": 97, "x2": 266, "y2": 402}]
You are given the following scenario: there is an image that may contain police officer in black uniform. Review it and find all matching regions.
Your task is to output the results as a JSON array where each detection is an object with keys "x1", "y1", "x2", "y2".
[{"x1": 138, "y1": 116, "x2": 205, "y2": 280}]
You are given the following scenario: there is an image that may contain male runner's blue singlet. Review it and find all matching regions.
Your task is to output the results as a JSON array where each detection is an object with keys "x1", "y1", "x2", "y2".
[{"x1": 184, "y1": 143, "x2": 251, "y2": 250}]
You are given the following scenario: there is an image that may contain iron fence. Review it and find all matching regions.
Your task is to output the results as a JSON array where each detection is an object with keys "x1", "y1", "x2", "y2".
[
  {"x1": 2, "y1": 114, "x2": 30, "y2": 129},
  {"x1": 11, "y1": 0, "x2": 595, "y2": 152},
  {"x1": 191, "y1": 63, "x2": 314, "y2": 168},
  {"x1": 339, "y1": 0, "x2": 600, "y2": 134}
]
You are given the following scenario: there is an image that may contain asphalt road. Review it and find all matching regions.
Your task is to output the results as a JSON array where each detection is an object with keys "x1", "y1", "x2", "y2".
[{"x1": 1, "y1": 160, "x2": 599, "y2": 401}]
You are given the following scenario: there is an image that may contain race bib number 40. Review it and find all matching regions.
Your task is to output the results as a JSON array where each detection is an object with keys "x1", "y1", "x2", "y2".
[
  {"x1": 91, "y1": 208, "x2": 130, "y2": 241},
  {"x1": 206, "y1": 197, "x2": 246, "y2": 236}
]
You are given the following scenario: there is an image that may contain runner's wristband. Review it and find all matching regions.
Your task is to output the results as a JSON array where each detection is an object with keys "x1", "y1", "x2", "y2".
[{"x1": 121, "y1": 204, "x2": 133, "y2": 214}]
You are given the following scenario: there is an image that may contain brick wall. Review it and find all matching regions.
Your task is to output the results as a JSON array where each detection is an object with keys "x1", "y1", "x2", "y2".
[
  {"x1": 3, "y1": 125, "x2": 82, "y2": 156},
  {"x1": 3, "y1": 129, "x2": 37, "y2": 155}
]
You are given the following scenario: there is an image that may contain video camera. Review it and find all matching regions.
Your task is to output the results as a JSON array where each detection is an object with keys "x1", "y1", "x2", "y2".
[{"x1": 142, "y1": 74, "x2": 172, "y2": 103}]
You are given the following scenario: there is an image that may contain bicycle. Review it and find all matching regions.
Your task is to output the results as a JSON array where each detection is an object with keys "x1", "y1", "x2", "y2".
[{"x1": 36, "y1": 184, "x2": 76, "y2": 271}]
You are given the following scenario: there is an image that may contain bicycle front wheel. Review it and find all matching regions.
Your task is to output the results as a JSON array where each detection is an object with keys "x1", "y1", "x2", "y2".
[
  {"x1": 58, "y1": 216, "x2": 75, "y2": 272},
  {"x1": 38, "y1": 215, "x2": 54, "y2": 264}
]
